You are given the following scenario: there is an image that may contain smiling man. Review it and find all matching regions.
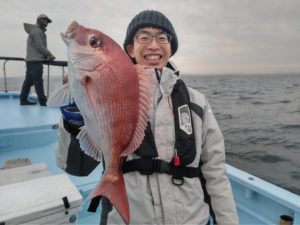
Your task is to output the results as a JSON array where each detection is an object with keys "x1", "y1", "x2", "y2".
[
  {"x1": 126, "y1": 27, "x2": 172, "y2": 69},
  {"x1": 118, "y1": 10, "x2": 238, "y2": 225},
  {"x1": 123, "y1": 10, "x2": 178, "y2": 71},
  {"x1": 57, "y1": 10, "x2": 239, "y2": 225}
]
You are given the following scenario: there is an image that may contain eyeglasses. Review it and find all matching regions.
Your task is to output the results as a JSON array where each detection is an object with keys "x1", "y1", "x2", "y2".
[{"x1": 135, "y1": 32, "x2": 172, "y2": 44}]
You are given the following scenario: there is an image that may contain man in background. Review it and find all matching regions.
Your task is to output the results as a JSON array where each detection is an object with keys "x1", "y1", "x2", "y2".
[{"x1": 20, "y1": 14, "x2": 55, "y2": 106}]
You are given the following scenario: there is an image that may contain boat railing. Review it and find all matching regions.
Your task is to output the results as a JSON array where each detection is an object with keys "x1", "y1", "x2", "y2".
[{"x1": 0, "y1": 56, "x2": 67, "y2": 97}]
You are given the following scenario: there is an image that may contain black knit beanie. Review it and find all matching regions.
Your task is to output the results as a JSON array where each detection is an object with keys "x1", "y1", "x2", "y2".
[{"x1": 123, "y1": 10, "x2": 178, "y2": 56}]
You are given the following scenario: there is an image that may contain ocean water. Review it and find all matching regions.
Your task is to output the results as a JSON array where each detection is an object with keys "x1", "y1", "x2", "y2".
[
  {"x1": 1, "y1": 73, "x2": 300, "y2": 195},
  {"x1": 182, "y1": 73, "x2": 300, "y2": 195}
]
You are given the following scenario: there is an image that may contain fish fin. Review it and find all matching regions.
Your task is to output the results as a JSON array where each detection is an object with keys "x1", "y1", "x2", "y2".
[
  {"x1": 89, "y1": 172, "x2": 130, "y2": 225},
  {"x1": 77, "y1": 126, "x2": 102, "y2": 161},
  {"x1": 47, "y1": 84, "x2": 71, "y2": 107},
  {"x1": 121, "y1": 66, "x2": 156, "y2": 156}
]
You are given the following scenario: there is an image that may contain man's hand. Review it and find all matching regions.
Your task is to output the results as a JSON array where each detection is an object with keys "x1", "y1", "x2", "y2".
[
  {"x1": 60, "y1": 103, "x2": 84, "y2": 126},
  {"x1": 47, "y1": 53, "x2": 56, "y2": 61}
]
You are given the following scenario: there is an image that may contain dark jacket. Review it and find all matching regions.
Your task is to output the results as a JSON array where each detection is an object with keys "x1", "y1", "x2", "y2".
[{"x1": 23, "y1": 23, "x2": 52, "y2": 61}]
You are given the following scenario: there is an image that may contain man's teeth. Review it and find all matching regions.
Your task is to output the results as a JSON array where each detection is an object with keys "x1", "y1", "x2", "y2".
[{"x1": 145, "y1": 55, "x2": 160, "y2": 60}]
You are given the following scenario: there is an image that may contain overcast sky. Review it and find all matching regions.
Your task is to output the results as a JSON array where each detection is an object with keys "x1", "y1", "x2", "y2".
[{"x1": 1, "y1": 0, "x2": 300, "y2": 76}]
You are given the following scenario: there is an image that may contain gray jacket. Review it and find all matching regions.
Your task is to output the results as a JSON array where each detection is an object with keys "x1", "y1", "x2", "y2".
[
  {"x1": 23, "y1": 23, "x2": 52, "y2": 61},
  {"x1": 108, "y1": 68, "x2": 239, "y2": 225}
]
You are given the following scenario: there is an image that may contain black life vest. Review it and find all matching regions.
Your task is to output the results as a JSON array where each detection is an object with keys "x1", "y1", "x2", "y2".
[
  {"x1": 122, "y1": 79, "x2": 204, "y2": 181},
  {"x1": 138, "y1": 78, "x2": 204, "y2": 163}
]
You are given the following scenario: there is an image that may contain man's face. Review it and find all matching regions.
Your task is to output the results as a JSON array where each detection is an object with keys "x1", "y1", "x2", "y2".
[
  {"x1": 38, "y1": 19, "x2": 49, "y2": 29},
  {"x1": 126, "y1": 27, "x2": 172, "y2": 69}
]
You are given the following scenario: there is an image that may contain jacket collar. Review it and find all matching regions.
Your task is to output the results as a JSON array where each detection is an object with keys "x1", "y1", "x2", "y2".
[{"x1": 156, "y1": 67, "x2": 179, "y2": 97}]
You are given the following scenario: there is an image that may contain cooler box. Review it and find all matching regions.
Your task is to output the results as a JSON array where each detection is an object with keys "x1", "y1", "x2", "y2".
[
  {"x1": 0, "y1": 162, "x2": 51, "y2": 186},
  {"x1": 0, "y1": 173, "x2": 82, "y2": 224}
]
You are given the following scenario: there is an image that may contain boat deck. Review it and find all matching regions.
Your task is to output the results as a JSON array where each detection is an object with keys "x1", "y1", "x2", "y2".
[
  {"x1": 0, "y1": 93, "x2": 60, "y2": 130},
  {"x1": 0, "y1": 92, "x2": 101, "y2": 224}
]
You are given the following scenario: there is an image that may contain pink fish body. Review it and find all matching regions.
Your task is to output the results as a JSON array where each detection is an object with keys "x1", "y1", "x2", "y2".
[{"x1": 48, "y1": 21, "x2": 155, "y2": 224}]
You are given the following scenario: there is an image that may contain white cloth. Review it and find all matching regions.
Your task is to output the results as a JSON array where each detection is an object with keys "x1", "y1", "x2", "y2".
[{"x1": 55, "y1": 118, "x2": 71, "y2": 170}]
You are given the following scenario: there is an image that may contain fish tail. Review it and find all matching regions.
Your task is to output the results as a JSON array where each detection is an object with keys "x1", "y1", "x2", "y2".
[{"x1": 88, "y1": 173, "x2": 130, "y2": 224}]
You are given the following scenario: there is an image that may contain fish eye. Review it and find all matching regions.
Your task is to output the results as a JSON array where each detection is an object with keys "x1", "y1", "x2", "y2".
[{"x1": 89, "y1": 36, "x2": 101, "y2": 48}]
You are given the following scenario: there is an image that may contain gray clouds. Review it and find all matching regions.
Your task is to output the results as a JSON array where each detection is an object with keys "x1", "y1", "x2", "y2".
[{"x1": 1, "y1": 0, "x2": 300, "y2": 75}]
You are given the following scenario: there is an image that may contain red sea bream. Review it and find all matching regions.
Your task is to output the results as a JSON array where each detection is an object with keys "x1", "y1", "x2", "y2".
[{"x1": 48, "y1": 21, "x2": 155, "y2": 224}]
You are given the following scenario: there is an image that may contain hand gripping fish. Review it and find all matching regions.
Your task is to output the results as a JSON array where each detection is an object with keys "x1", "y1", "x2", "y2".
[{"x1": 48, "y1": 21, "x2": 156, "y2": 224}]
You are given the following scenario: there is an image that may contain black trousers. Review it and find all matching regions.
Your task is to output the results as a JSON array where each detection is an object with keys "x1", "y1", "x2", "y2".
[{"x1": 20, "y1": 61, "x2": 47, "y2": 103}]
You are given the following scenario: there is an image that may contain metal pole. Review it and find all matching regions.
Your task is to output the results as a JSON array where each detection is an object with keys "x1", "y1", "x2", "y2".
[
  {"x1": 3, "y1": 60, "x2": 8, "y2": 92},
  {"x1": 47, "y1": 64, "x2": 50, "y2": 97},
  {"x1": 62, "y1": 66, "x2": 65, "y2": 84}
]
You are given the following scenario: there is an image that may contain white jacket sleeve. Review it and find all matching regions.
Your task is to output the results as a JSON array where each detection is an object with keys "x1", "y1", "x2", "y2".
[
  {"x1": 200, "y1": 99, "x2": 239, "y2": 225},
  {"x1": 55, "y1": 118, "x2": 71, "y2": 170}
]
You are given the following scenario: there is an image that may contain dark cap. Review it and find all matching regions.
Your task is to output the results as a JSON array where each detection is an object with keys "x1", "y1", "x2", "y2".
[
  {"x1": 37, "y1": 14, "x2": 52, "y2": 23},
  {"x1": 123, "y1": 10, "x2": 178, "y2": 56}
]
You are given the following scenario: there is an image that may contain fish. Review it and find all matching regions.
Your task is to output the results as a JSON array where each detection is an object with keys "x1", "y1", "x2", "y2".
[{"x1": 48, "y1": 21, "x2": 156, "y2": 224}]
